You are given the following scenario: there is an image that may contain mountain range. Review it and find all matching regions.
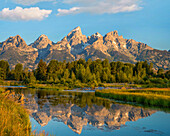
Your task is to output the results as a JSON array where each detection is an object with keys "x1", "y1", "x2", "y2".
[{"x1": 0, "y1": 26, "x2": 169, "y2": 70}]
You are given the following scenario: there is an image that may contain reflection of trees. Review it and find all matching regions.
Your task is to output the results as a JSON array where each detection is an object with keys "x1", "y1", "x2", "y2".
[
  {"x1": 14, "y1": 89, "x2": 156, "y2": 134},
  {"x1": 37, "y1": 90, "x2": 112, "y2": 109},
  {"x1": 17, "y1": 89, "x2": 112, "y2": 109}
]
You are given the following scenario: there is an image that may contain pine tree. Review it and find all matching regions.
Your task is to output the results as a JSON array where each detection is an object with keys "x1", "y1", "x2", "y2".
[
  {"x1": 28, "y1": 72, "x2": 36, "y2": 83},
  {"x1": 36, "y1": 59, "x2": 47, "y2": 81},
  {"x1": 96, "y1": 71, "x2": 101, "y2": 83},
  {"x1": 14, "y1": 63, "x2": 23, "y2": 81},
  {"x1": 71, "y1": 71, "x2": 76, "y2": 81},
  {"x1": 76, "y1": 64, "x2": 85, "y2": 82},
  {"x1": 63, "y1": 69, "x2": 70, "y2": 80},
  {"x1": 0, "y1": 60, "x2": 10, "y2": 80},
  {"x1": 84, "y1": 67, "x2": 93, "y2": 83}
]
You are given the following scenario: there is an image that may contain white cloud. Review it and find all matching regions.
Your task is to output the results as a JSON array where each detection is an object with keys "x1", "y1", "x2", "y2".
[
  {"x1": 0, "y1": 7, "x2": 52, "y2": 21},
  {"x1": 57, "y1": 7, "x2": 80, "y2": 16},
  {"x1": 12, "y1": 0, "x2": 55, "y2": 5},
  {"x1": 57, "y1": 0, "x2": 143, "y2": 16}
]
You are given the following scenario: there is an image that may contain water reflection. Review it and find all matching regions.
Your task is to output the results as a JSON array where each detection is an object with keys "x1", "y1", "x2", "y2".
[{"x1": 15, "y1": 89, "x2": 155, "y2": 134}]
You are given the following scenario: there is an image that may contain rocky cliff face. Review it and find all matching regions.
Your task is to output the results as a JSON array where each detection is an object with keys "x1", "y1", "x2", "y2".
[
  {"x1": 30, "y1": 34, "x2": 53, "y2": 49},
  {"x1": 0, "y1": 35, "x2": 38, "y2": 69},
  {"x1": 0, "y1": 27, "x2": 169, "y2": 70}
]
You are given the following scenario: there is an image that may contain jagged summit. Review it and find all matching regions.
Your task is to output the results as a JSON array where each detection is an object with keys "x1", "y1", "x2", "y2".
[
  {"x1": 39, "y1": 34, "x2": 48, "y2": 39},
  {"x1": 66, "y1": 26, "x2": 87, "y2": 47},
  {"x1": 113, "y1": 30, "x2": 118, "y2": 37},
  {"x1": 30, "y1": 34, "x2": 52, "y2": 49},
  {"x1": 1, "y1": 35, "x2": 28, "y2": 49},
  {"x1": 93, "y1": 32, "x2": 102, "y2": 38},
  {"x1": 72, "y1": 26, "x2": 81, "y2": 32},
  {"x1": 61, "y1": 36, "x2": 68, "y2": 42},
  {"x1": 10, "y1": 34, "x2": 22, "y2": 39},
  {"x1": 0, "y1": 27, "x2": 169, "y2": 70},
  {"x1": 104, "y1": 31, "x2": 119, "y2": 39},
  {"x1": 8, "y1": 35, "x2": 24, "y2": 42},
  {"x1": 67, "y1": 26, "x2": 82, "y2": 39},
  {"x1": 87, "y1": 32, "x2": 103, "y2": 44}
]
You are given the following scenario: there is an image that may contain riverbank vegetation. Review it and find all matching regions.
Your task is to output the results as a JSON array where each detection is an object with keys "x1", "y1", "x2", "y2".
[
  {"x1": 0, "y1": 59, "x2": 169, "y2": 89},
  {"x1": 0, "y1": 88, "x2": 52, "y2": 136},
  {"x1": 95, "y1": 88, "x2": 170, "y2": 108},
  {"x1": 0, "y1": 88, "x2": 31, "y2": 136}
]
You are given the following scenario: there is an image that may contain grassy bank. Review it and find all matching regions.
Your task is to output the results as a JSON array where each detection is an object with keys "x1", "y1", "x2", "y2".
[
  {"x1": 0, "y1": 88, "x2": 31, "y2": 136},
  {"x1": 0, "y1": 88, "x2": 53, "y2": 136},
  {"x1": 27, "y1": 79, "x2": 99, "y2": 90},
  {"x1": 0, "y1": 79, "x2": 169, "y2": 90},
  {"x1": 95, "y1": 88, "x2": 170, "y2": 108},
  {"x1": 27, "y1": 82, "x2": 144, "y2": 90}
]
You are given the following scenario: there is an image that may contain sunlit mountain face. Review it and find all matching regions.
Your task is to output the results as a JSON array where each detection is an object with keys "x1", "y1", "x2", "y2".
[
  {"x1": 15, "y1": 89, "x2": 155, "y2": 134},
  {"x1": 0, "y1": 27, "x2": 169, "y2": 70}
]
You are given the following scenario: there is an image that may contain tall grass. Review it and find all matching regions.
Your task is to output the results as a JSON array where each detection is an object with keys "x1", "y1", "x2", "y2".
[
  {"x1": 0, "y1": 88, "x2": 54, "y2": 136},
  {"x1": 95, "y1": 88, "x2": 170, "y2": 108},
  {"x1": 0, "y1": 88, "x2": 31, "y2": 136}
]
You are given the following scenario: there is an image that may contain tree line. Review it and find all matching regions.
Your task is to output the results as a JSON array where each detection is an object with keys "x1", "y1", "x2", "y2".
[{"x1": 0, "y1": 59, "x2": 169, "y2": 85}]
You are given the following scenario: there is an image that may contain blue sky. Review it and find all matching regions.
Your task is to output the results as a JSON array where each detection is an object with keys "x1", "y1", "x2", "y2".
[{"x1": 0, "y1": 0, "x2": 169, "y2": 50}]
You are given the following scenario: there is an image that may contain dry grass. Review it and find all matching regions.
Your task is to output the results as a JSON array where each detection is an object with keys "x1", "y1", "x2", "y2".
[
  {"x1": 0, "y1": 88, "x2": 31, "y2": 136},
  {"x1": 0, "y1": 88, "x2": 54, "y2": 136}
]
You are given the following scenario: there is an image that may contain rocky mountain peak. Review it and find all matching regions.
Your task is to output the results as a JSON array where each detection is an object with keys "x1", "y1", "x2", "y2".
[
  {"x1": 31, "y1": 34, "x2": 52, "y2": 49},
  {"x1": 61, "y1": 36, "x2": 68, "y2": 42},
  {"x1": 72, "y1": 26, "x2": 81, "y2": 32},
  {"x1": 113, "y1": 30, "x2": 118, "y2": 37},
  {"x1": 8, "y1": 35, "x2": 24, "y2": 43},
  {"x1": 93, "y1": 32, "x2": 102, "y2": 38},
  {"x1": 67, "y1": 26, "x2": 82, "y2": 40},
  {"x1": 88, "y1": 32, "x2": 103, "y2": 44},
  {"x1": 39, "y1": 34, "x2": 48, "y2": 39},
  {"x1": 12, "y1": 34, "x2": 22, "y2": 39},
  {"x1": 67, "y1": 26, "x2": 87, "y2": 47},
  {"x1": 1, "y1": 35, "x2": 28, "y2": 49},
  {"x1": 0, "y1": 27, "x2": 169, "y2": 70}
]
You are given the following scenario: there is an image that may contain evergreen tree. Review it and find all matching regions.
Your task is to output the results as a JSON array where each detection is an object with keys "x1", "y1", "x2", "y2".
[
  {"x1": 28, "y1": 72, "x2": 36, "y2": 83},
  {"x1": 0, "y1": 68, "x2": 4, "y2": 80},
  {"x1": 76, "y1": 64, "x2": 85, "y2": 82},
  {"x1": 14, "y1": 63, "x2": 23, "y2": 81},
  {"x1": 109, "y1": 75, "x2": 116, "y2": 83},
  {"x1": 110, "y1": 62, "x2": 117, "y2": 75},
  {"x1": 84, "y1": 67, "x2": 93, "y2": 83},
  {"x1": 36, "y1": 59, "x2": 47, "y2": 81},
  {"x1": 95, "y1": 71, "x2": 101, "y2": 83},
  {"x1": 101, "y1": 71, "x2": 108, "y2": 82},
  {"x1": 0, "y1": 60, "x2": 10, "y2": 79},
  {"x1": 165, "y1": 70, "x2": 170, "y2": 79},
  {"x1": 71, "y1": 71, "x2": 76, "y2": 81},
  {"x1": 63, "y1": 69, "x2": 70, "y2": 80},
  {"x1": 157, "y1": 68, "x2": 164, "y2": 75}
]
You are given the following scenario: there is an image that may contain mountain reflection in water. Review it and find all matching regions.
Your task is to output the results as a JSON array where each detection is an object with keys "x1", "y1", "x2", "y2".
[{"x1": 15, "y1": 89, "x2": 155, "y2": 134}]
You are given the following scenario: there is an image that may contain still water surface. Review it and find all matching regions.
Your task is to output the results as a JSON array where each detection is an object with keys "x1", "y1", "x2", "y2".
[{"x1": 14, "y1": 89, "x2": 170, "y2": 136}]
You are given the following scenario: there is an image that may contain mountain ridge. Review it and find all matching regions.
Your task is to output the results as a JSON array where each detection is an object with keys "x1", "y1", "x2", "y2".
[{"x1": 0, "y1": 26, "x2": 169, "y2": 70}]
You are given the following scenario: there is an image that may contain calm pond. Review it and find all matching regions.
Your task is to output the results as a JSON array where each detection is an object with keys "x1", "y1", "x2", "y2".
[{"x1": 13, "y1": 88, "x2": 170, "y2": 136}]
